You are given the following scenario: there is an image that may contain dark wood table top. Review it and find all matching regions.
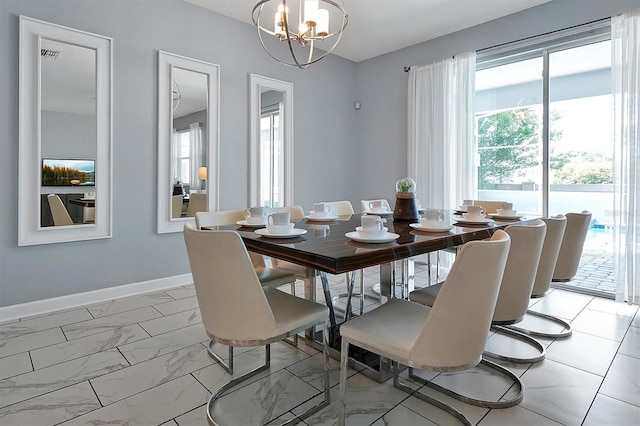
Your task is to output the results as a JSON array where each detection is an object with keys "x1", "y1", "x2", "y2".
[
  {"x1": 222, "y1": 212, "x2": 539, "y2": 275},
  {"x1": 68, "y1": 198, "x2": 95, "y2": 208}
]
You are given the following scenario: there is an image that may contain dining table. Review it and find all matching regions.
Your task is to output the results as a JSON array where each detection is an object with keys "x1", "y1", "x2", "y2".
[{"x1": 219, "y1": 210, "x2": 540, "y2": 381}]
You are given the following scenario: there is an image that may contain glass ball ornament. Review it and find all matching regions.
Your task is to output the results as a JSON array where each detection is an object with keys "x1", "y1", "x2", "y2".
[{"x1": 395, "y1": 177, "x2": 416, "y2": 194}]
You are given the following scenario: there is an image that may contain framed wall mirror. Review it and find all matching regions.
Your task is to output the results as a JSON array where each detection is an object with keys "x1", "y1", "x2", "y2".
[
  {"x1": 157, "y1": 51, "x2": 219, "y2": 233},
  {"x1": 19, "y1": 16, "x2": 112, "y2": 246},
  {"x1": 249, "y1": 74, "x2": 293, "y2": 207}
]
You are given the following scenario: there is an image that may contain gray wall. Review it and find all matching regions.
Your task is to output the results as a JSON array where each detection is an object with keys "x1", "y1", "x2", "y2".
[
  {"x1": 1, "y1": 0, "x2": 637, "y2": 307},
  {"x1": 0, "y1": 0, "x2": 357, "y2": 307}
]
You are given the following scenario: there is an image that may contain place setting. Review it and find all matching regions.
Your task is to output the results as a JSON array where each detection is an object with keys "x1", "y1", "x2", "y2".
[
  {"x1": 305, "y1": 202, "x2": 340, "y2": 221},
  {"x1": 453, "y1": 204, "x2": 496, "y2": 226},
  {"x1": 454, "y1": 199, "x2": 474, "y2": 215},
  {"x1": 345, "y1": 214, "x2": 399, "y2": 243},
  {"x1": 410, "y1": 209, "x2": 454, "y2": 233},
  {"x1": 236, "y1": 206, "x2": 268, "y2": 227},
  {"x1": 488, "y1": 202, "x2": 524, "y2": 221},
  {"x1": 361, "y1": 200, "x2": 393, "y2": 216},
  {"x1": 254, "y1": 212, "x2": 307, "y2": 238}
]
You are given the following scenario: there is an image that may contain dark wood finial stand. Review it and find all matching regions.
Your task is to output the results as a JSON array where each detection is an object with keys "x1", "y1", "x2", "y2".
[{"x1": 393, "y1": 192, "x2": 420, "y2": 221}]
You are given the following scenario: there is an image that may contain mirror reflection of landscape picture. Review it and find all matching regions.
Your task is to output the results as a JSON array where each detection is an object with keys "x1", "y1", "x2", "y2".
[{"x1": 42, "y1": 159, "x2": 95, "y2": 186}]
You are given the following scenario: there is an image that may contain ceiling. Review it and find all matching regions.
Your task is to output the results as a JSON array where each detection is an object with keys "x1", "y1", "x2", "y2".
[{"x1": 185, "y1": 0, "x2": 553, "y2": 62}]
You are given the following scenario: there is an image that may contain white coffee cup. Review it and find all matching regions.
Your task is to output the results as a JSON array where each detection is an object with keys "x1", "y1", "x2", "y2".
[
  {"x1": 268, "y1": 212, "x2": 290, "y2": 225},
  {"x1": 422, "y1": 209, "x2": 444, "y2": 223},
  {"x1": 497, "y1": 203, "x2": 516, "y2": 216},
  {"x1": 312, "y1": 203, "x2": 331, "y2": 217},
  {"x1": 266, "y1": 223, "x2": 294, "y2": 234},
  {"x1": 368, "y1": 200, "x2": 386, "y2": 212},
  {"x1": 245, "y1": 206, "x2": 266, "y2": 224},
  {"x1": 465, "y1": 205, "x2": 485, "y2": 218},
  {"x1": 360, "y1": 215, "x2": 384, "y2": 233}
]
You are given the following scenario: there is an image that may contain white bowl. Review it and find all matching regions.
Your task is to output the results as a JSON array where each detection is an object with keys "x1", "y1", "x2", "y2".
[
  {"x1": 356, "y1": 226, "x2": 388, "y2": 238},
  {"x1": 266, "y1": 223, "x2": 294, "y2": 234},
  {"x1": 462, "y1": 213, "x2": 485, "y2": 220},
  {"x1": 246, "y1": 216, "x2": 267, "y2": 225},
  {"x1": 496, "y1": 209, "x2": 517, "y2": 216}
]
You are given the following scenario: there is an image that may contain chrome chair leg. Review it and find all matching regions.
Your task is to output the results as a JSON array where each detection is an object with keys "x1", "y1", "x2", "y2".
[
  {"x1": 506, "y1": 309, "x2": 572, "y2": 339},
  {"x1": 408, "y1": 358, "x2": 524, "y2": 409},
  {"x1": 484, "y1": 325, "x2": 546, "y2": 363},
  {"x1": 207, "y1": 340, "x2": 234, "y2": 375},
  {"x1": 393, "y1": 362, "x2": 472, "y2": 426}
]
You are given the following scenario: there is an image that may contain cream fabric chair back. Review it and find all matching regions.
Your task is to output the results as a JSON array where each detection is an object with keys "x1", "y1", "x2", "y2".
[
  {"x1": 186, "y1": 193, "x2": 208, "y2": 217},
  {"x1": 195, "y1": 209, "x2": 245, "y2": 230},
  {"x1": 553, "y1": 211, "x2": 592, "y2": 281},
  {"x1": 493, "y1": 220, "x2": 546, "y2": 323},
  {"x1": 531, "y1": 215, "x2": 567, "y2": 296},
  {"x1": 266, "y1": 205, "x2": 305, "y2": 221},
  {"x1": 47, "y1": 194, "x2": 73, "y2": 226},
  {"x1": 171, "y1": 195, "x2": 183, "y2": 218},
  {"x1": 360, "y1": 199, "x2": 391, "y2": 213},
  {"x1": 411, "y1": 230, "x2": 510, "y2": 370},
  {"x1": 473, "y1": 200, "x2": 507, "y2": 214},
  {"x1": 183, "y1": 226, "x2": 277, "y2": 341},
  {"x1": 195, "y1": 209, "x2": 265, "y2": 268},
  {"x1": 321, "y1": 200, "x2": 354, "y2": 215}
]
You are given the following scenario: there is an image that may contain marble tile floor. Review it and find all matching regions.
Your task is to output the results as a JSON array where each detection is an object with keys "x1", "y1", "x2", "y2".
[{"x1": 0, "y1": 269, "x2": 638, "y2": 425}]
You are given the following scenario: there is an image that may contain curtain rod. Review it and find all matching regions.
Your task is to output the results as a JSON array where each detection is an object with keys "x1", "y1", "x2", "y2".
[{"x1": 403, "y1": 16, "x2": 610, "y2": 72}]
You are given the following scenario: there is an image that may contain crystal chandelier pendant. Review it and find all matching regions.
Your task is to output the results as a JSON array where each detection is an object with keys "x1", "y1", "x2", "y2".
[{"x1": 252, "y1": 0, "x2": 348, "y2": 69}]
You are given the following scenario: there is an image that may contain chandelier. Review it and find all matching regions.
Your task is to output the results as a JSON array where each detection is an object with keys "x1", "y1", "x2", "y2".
[{"x1": 252, "y1": 0, "x2": 348, "y2": 69}]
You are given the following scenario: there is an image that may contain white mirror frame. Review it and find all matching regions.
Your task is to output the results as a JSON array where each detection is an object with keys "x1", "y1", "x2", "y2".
[
  {"x1": 249, "y1": 74, "x2": 294, "y2": 207},
  {"x1": 19, "y1": 16, "x2": 112, "y2": 246},
  {"x1": 157, "y1": 51, "x2": 220, "y2": 233}
]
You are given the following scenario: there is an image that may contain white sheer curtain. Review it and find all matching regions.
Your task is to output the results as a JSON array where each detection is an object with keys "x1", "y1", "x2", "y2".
[
  {"x1": 408, "y1": 52, "x2": 476, "y2": 210},
  {"x1": 612, "y1": 10, "x2": 640, "y2": 305},
  {"x1": 189, "y1": 122, "x2": 203, "y2": 189}
]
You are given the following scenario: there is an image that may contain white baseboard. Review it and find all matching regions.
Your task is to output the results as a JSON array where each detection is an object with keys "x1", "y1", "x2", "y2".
[{"x1": 0, "y1": 273, "x2": 194, "y2": 322}]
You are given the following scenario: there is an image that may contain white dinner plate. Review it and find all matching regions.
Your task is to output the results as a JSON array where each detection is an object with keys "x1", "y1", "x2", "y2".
[
  {"x1": 345, "y1": 231, "x2": 399, "y2": 243},
  {"x1": 489, "y1": 214, "x2": 523, "y2": 221},
  {"x1": 236, "y1": 220, "x2": 267, "y2": 227},
  {"x1": 304, "y1": 214, "x2": 339, "y2": 222},
  {"x1": 409, "y1": 223, "x2": 454, "y2": 232},
  {"x1": 454, "y1": 217, "x2": 495, "y2": 225},
  {"x1": 362, "y1": 210, "x2": 393, "y2": 216},
  {"x1": 254, "y1": 228, "x2": 307, "y2": 238}
]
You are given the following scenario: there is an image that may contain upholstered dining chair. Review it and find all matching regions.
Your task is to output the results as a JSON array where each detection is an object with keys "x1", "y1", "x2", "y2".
[
  {"x1": 183, "y1": 225, "x2": 330, "y2": 425},
  {"x1": 410, "y1": 220, "x2": 548, "y2": 363},
  {"x1": 359, "y1": 198, "x2": 391, "y2": 213},
  {"x1": 552, "y1": 210, "x2": 592, "y2": 282},
  {"x1": 47, "y1": 194, "x2": 73, "y2": 226},
  {"x1": 473, "y1": 200, "x2": 508, "y2": 214},
  {"x1": 339, "y1": 231, "x2": 519, "y2": 426},
  {"x1": 320, "y1": 200, "x2": 355, "y2": 216},
  {"x1": 185, "y1": 193, "x2": 207, "y2": 217},
  {"x1": 506, "y1": 214, "x2": 572, "y2": 339}
]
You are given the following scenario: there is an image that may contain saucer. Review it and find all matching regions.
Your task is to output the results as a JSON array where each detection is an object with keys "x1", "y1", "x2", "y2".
[
  {"x1": 455, "y1": 217, "x2": 494, "y2": 225},
  {"x1": 409, "y1": 223, "x2": 454, "y2": 232},
  {"x1": 362, "y1": 209, "x2": 393, "y2": 216},
  {"x1": 345, "y1": 231, "x2": 399, "y2": 243},
  {"x1": 490, "y1": 214, "x2": 523, "y2": 221},
  {"x1": 236, "y1": 220, "x2": 266, "y2": 227},
  {"x1": 254, "y1": 228, "x2": 307, "y2": 238},
  {"x1": 305, "y1": 214, "x2": 339, "y2": 222}
]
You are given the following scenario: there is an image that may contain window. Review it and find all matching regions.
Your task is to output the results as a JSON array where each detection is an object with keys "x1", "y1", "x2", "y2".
[
  {"x1": 259, "y1": 105, "x2": 284, "y2": 207},
  {"x1": 175, "y1": 129, "x2": 191, "y2": 185}
]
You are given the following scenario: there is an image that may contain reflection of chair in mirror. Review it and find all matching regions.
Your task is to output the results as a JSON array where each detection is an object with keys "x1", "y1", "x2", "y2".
[
  {"x1": 183, "y1": 225, "x2": 330, "y2": 425},
  {"x1": 410, "y1": 220, "x2": 548, "y2": 364},
  {"x1": 47, "y1": 194, "x2": 73, "y2": 226},
  {"x1": 339, "y1": 231, "x2": 518, "y2": 426},
  {"x1": 185, "y1": 193, "x2": 207, "y2": 217},
  {"x1": 171, "y1": 195, "x2": 183, "y2": 218},
  {"x1": 552, "y1": 210, "x2": 592, "y2": 282}
]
